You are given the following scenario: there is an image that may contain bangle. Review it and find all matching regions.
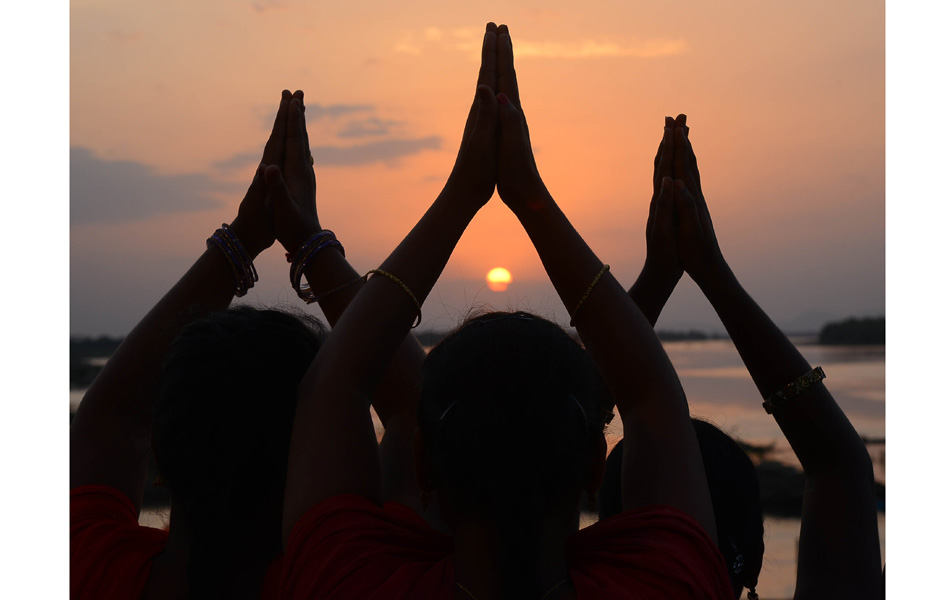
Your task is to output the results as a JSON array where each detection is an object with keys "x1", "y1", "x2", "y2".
[
  {"x1": 365, "y1": 269, "x2": 422, "y2": 328},
  {"x1": 762, "y1": 366, "x2": 826, "y2": 414},
  {"x1": 569, "y1": 264, "x2": 610, "y2": 327},
  {"x1": 207, "y1": 224, "x2": 258, "y2": 297},
  {"x1": 313, "y1": 275, "x2": 363, "y2": 304},
  {"x1": 289, "y1": 230, "x2": 345, "y2": 304}
]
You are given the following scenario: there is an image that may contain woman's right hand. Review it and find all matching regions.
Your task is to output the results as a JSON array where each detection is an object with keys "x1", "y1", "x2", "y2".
[
  {"x1": 671, "y1": 122, "x2": 727, "y2": 287},
  {"x1": 495, "y1": 24, "x2": 550, "y2": 214}
]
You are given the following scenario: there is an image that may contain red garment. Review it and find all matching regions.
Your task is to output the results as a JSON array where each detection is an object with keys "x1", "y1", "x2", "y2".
[
  {"x1": 71, "y1": 485, "x2": 283, "y2": 599},
  {"x1": 71, "y1": 485, "x2": 168, "y2": 600},
  {"x1": 280, "y1": 495, "x2": 734, "y2": 599}
]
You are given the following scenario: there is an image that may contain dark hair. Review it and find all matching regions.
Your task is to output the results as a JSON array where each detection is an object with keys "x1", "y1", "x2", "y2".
[
  {"x1": 598, "y1": 419, "x2": 764, "y2": 598},
  {"x1": 419, "y1": 311, "x2": 610, "y2": 598},
  {"x1": 151, "y1": 306, "x2": 327, "y2": 600}
]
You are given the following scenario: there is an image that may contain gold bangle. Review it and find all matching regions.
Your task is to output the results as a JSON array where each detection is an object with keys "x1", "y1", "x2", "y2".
[
  {"x1": 365, "y1": 269, "x2": 422, "y2": 328},
  {"x1": 569, "y1": 264, "x2": 610, "y2": 327},
  {"x1": 762, "y1": 366, "x2": 826, "y2": 414}
]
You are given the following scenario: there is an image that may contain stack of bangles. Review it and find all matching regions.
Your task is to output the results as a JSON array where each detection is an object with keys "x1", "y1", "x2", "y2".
[
  {"x1": 288, "y1": 230, "x2": 345, "y2": 303},
  {"x1": 207, "y1": 224, "x2": 258, "y2": 297}
]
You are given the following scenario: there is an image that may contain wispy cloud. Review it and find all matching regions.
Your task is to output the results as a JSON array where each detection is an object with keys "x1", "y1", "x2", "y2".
[
  {"x1": 214, "y1": 136, "x2": 441, "y2": 170},
  {"x1": 108, "y1": 30, "x2": 144, "y2": 43},
  {"x1": 394, "y1": 27, "x2": 688, "y2": 60},
  {"x1": 71, "y1": 147, "x2": 235, "y2": 224},
  {"x1": 338, "y1": 117, "x2": 406, "y2": 139},
  {"x1": 312, "y1": 136, "x2": 442, "y2": 166},
  {"x1": 251, "y1": 0, "x2": 295, "y2": 13},
  {"x1": 516, "y1": 38, "x2": 689, "y2": 59},
  {"x1": 306, "y1": 103, "x2": 375, "y2": 120}
]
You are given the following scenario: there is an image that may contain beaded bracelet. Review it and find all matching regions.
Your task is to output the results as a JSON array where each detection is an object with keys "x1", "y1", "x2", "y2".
[
  {"x1": 207, "y1": 224, "x2": 258, "y2": 297},
  {"x1": 569, "y1": 264, "x2": 610, "y2": 327},
  {"x1": 288, "y1": 230, "x2": 345, "y2": 304},
  {"x1": 365, "y1": 269, "x2": 422, "y2": 328},
  {"x1": 762, "y1": 366, "x2": 826, "y2": 414}
]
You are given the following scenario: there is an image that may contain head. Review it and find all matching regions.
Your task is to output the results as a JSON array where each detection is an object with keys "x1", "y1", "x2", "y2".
[
  {"x1": 417, "y1": 311, "x2": 610, "y2": 579},
  {"x1": 151, "y1": 306, "x2": 327, "y2": 598},
  {"x1": 598, "y1": 419, "x2": 764, "y2": 599}
]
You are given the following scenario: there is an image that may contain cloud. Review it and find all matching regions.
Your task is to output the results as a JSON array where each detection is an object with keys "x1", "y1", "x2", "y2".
[
  {"x1": 71, "y1": 147, "x2": 235, "y2": 224},
  {"x1": 516, "y1": 38, "x2": 689, "y2": 59},
  {"x1": 251, "y1": 0, "x2": 295, "y2": 13},
  {"x1": 305, "y1": 103, "x2": 375, "y2": 120},
  {"x1": 337, "y1": 117, "x2": 406, "y2": 139},
  {"x1": 212, "y1": 151, "x2": 261, "y2": 172},
  {"x1": 312, "y1": 136, "x2": 442, "y2": 166},
  {"x1": 396, "y1": 27, "x2": 688, "y2": 60},
  {"x1": 108, "y1": 30, "x2": 144, "y2": 43}
]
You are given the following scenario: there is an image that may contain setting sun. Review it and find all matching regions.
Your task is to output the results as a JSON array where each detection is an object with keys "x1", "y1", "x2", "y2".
[{"x1": 486, "y1": 267, "x2": 513, "y2": 292}]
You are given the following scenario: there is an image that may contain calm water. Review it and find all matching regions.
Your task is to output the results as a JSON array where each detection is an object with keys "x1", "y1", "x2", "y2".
[{"x1": 75, "y1": 338, "x2": 885, "y2": 600}]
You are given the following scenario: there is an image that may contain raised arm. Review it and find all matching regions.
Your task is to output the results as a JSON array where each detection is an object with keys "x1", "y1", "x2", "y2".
[
  {"x1": 261, "y1": 91, "x2": 428, "y2": 511},
  {"x1": 671, "y1": 123, "x2": 881, "y2": 598},
  {"x1": 280, "y1": 23, "x2": 500, "y2": 544},
  {"x1": 69, "y1": 91, "x2": 296, "y2": 510},
  {"x1": 494, "y1": 26, "x2": 717, "y2": 542}
]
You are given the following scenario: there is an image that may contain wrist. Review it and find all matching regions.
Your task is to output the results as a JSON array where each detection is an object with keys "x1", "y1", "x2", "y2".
[
  {"x1": 691, "y1": 256, "x2": 735, "y2": 296},
  {"x1": 638, "y1": 261, "x2": 683, "y2": 292},
  {"x1": 227, "y1": 216, "x2": 272, "y2": 259},
  {"x1": 278, "y1": 220, "x2": 323, "y2": 256}
]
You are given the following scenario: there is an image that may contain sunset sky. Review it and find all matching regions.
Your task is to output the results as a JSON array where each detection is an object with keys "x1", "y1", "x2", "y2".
[
  {"x1": 7, "y1": 2, "x2": 950, "y2": 595},
  {"x1": 69, "y1": 0, "x2": 885, "y2": 336}
]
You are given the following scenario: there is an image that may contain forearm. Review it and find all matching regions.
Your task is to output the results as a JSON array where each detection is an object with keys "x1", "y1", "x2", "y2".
[
  {"x1": 301, "y1": 241, "x2": 427, "y2": 425},
  {"x1": 512, "y1": 193, "x2": 715, "y2": 536},
  {"x1": 698, "y1": 263, "x2": 870, "y2": 474},
  {"x1": 283, "y1": 189, "x2": 478, "y2": 537},
  {"x1": 628, "y1": 264, "x2": 681, "y2": 327}
]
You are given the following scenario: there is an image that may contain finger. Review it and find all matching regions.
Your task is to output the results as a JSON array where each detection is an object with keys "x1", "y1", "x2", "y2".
[
  {"x1": 496, "y1": 24, "x2": 521, "y2": 109},
  {"x1": 261, "y1": 90, "x2": 293, "y2": 167},
  {"x1": 462, "y1": 24, "x2": 499, "y2": 142},
  {"x1": 293, "y1": 90, "x2": 316, "y2": 185},
  {"x1": 679, "y1": 125, "x2": 702, "y2": 195},
  {"x1": 471, "y1": 84, "x2": 498, "y2": 150},
  {"x1": 478, "y1": 23, "x2": 499, "y2": 92},
  {"x1": 672, "y1": 126, "x2": 700, "y2": 199},
  {"x1": 655, "y1": 126, "x2": 674, "y2": 197},
  {"x1": 285, "y1": 98, "x2": 307, "y2": 176},
  {"x1": 674, "y1": 114, "x2": 687, "y2": 129}
]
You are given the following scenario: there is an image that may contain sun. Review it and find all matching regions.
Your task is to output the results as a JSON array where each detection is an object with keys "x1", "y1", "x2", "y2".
[{"x1": 486, "y1": 267, "x2": 512, "y2": 292}]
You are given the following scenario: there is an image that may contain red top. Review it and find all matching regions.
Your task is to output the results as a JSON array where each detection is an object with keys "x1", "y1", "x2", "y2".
[
  {"x1": 71, "y1": 486, "x2": 168, "y2": 600},
  {"x1": 70, "y1": 485, "x2": 282, "y2": 599},
  {"x1": 280, "y1": 495, "x2": 734, "y2": 599}
]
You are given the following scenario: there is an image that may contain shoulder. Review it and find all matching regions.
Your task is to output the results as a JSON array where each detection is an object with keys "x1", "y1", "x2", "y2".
[
  {"x1": 569, "y1": 506, "x2": 734, "y2": 599},
  {"x1": 280, "y1": 495, "x2": 454, "y2": 598},
  {"x1": 71, "y1": 485, "x2": 168, "y2": 600}
]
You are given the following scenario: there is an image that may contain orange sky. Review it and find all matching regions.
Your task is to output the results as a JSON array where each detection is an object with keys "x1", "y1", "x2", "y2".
[{"x1": 70, "y1": 0, "x2": 884, "y2": 335}]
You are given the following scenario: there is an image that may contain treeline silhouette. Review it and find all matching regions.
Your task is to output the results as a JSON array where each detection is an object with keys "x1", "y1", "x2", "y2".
[{"x1": 818, "y1": 317, "x2": 885, "y2": 345}]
